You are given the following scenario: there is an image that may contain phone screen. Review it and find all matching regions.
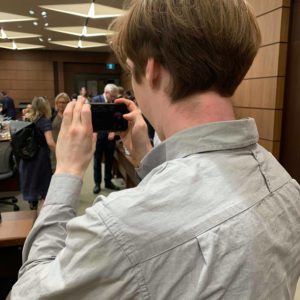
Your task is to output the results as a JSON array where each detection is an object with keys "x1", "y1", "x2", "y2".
[{"x1": 91, "y1": 103, "x2": 129, "y2": 132}]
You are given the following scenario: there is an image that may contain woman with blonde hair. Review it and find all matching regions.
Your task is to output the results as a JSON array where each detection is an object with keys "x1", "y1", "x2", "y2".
[
  {"x1": 51, "y1": 92, "x2": 70, "y2": 170},
  {"x1": 19, "y1": 96, "x2": 56, "y2": 209}
]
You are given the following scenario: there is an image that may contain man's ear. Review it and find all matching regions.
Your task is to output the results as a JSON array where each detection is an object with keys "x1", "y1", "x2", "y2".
[{"x1": 145, "y1": 57, "x2": 161, "y2": 88}]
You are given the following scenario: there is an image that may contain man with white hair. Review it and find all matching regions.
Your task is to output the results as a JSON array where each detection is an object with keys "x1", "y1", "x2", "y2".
[{"x1": 92, "y1": 84, "x2": 119, "y2": 193}]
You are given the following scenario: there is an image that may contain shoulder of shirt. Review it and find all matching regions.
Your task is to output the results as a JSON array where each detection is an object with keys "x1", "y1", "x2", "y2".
[
  {"x1": 91, "y1": 148, "x2": 294, "y2": 263},
  {"x1": 92, "y1": 159, "x2": 198, "y2": 261}
]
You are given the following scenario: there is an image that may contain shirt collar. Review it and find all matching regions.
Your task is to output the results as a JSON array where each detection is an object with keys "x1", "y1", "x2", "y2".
[
  {"x1": 102, "y1": 94, "x2": 108, "y2": 103},
  {"x1": 136, "y1": 118, "x2": 259, "y2": 179}
]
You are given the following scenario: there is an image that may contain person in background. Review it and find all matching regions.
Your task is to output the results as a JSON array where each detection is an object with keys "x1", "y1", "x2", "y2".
[
  {"x1": 117, "y1": 86, "x2": 124, "y2": 98},
  {"x1": 21, "y1": 104, "x2": 32, "y2": 121},
  {"x1": 11, "y1": 0, "x2": 300, "y2": 299},
  {"x1": 0, "y1": 95, "x2": 4, "y2": 116},
  {"x1": 0, "y1": 91, "x2": 16, "y2": 119},
  {"x1": 92, "y1": 83, "x2": 119, "y2": 193},
  {"x1": 124, "y1": 90, "x2": 135, "y2": 101},
  {"x1": 51, "y1": 93, "x2": 70, "y2": 171},
  {"x1": 71, "y1": 93, "x2": 78, "y2": 101},
  {"x1": 19, "y1": 96, "x2": 56, "y2": 210},
  {"x1": 79, "y1": 87, "x2": 90, "y2": 102}
]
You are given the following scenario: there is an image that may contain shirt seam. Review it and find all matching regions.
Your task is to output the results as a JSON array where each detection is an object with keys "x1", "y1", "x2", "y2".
[{"x1": 251, "y1": 148, "x2": 272, "y2": 192}]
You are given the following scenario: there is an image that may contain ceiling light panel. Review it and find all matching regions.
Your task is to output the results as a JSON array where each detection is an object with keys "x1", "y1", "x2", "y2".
[
  {"x1": 15, "y1": 42, "x2": 45, "y2": 50},
  {"x1": 0, "y1": 12, "x2": 37, "y2": 23},
  {"x1": 40, "y1": 4, "x2": 90, "y2": 18},
  {"x1": 46, "y1": 26, "x2": 114, "y2": 37},
  {"x1": 0, "y1": 41, "x2": 13, "y2": 49},
  {"x1": 0, "y1": 41, "x2": 45, "y2": 50},
  {"x1": 50, "y1": 40, "x2": 107, "y2": 49},
  {"x1": 1, "y1": 30, "x2": 41, "y2": 39},
  {"x1": 40, "y1": 3, "x2": 125, "y2": 19},
  {"x1": 93, "y1": 4, "x2": 125, "y2": 18}
]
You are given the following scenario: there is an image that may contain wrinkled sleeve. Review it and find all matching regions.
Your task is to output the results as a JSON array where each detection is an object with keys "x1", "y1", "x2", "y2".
[{"x1": 11, "y1": 174, "x2": 142, "y2": 300}]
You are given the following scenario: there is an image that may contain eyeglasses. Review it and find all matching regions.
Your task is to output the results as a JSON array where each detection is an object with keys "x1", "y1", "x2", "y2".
[{"x1": 57, "y1": 101, "x2": 69, "y2": 104}]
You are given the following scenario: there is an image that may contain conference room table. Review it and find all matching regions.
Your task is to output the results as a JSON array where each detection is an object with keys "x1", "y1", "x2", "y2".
[
  {"x1": 0, "y1": 210, "x2": 36, "y2": 299},
  {"x1": 113, "y1": 141, "x2": 140, "y2": 188}
]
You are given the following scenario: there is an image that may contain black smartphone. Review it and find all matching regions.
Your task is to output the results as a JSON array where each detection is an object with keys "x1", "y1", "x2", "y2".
[{"x1": 91, "y1": 103, "x2": 129, "y2": 132}]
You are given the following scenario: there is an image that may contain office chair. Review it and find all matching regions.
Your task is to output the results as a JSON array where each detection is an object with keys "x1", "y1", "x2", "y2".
[{"x1": 0, "y1": 141, "x2": 19, "y2": 211}]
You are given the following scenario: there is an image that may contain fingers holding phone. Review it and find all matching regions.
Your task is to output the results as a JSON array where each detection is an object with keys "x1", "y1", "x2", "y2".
[
  {"x1": 114, "y1": 98, "x2": 153, "y2": 166},
  {"x1": 55, "y1": 98, "x2": 96, "y2": 178}
]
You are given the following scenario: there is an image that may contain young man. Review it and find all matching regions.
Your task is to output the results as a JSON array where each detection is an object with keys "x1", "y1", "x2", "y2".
[
  {"x1": 12, "y1": 1, "x2": 300, "y2": 299},
  {"x1": 92, "y1": 84, "x2": 119, "y2": 192}
]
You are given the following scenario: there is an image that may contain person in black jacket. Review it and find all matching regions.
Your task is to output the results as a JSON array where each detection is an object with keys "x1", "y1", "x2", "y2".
[{"x1": 0, "y1": 91, "x2": 16, "y2": 119}]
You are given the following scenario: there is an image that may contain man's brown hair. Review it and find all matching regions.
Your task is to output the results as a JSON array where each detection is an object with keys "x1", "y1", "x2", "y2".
[{"x1": 109, "y1": 0, "x2": 261, "y2": 101}]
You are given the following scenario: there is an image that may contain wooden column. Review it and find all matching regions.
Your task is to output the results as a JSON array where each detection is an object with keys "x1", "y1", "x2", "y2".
[
  {"x1": 232, "y1": 0, "x2": 291, "y2": 159},
  {"x1": 280, "y1": 0, "x2": 300, "y2": 183}
]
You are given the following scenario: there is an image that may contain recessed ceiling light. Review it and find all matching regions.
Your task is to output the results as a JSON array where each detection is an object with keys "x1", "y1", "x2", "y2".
[
  {"x1": 33, "y1": 21, "x2": 38, "y2": 26},
  {"x1": 29, "y1": 10, "x2": 35, "y2": 15},
  {"x1": 48, "y1": 37, "x2": 52, "y2": 41},
  {"x1": 41, "y1": 11, "x2": 47, "y2": 16},
  {"x1": 17, "y1": 25, "x2": 23, "y2": 29},
  {"x1": 44, "y1": 23, "x2": 49, "y2": 27},
  {"x1": 39, "y1": 37, "x2": 43, "y2": 42}
]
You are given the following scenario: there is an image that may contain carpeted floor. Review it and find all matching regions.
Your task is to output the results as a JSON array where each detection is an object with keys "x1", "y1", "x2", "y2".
[{"x1": 0, "y1": 160, "x2": 125, "y2": 214}]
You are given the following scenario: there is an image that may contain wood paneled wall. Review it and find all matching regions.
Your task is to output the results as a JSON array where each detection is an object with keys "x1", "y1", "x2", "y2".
[
  {"x1": 232, "y1": 0, "x2": 291, "y2": 159},
  {"x1": 0, "y1": 49, "x2": 117, "y2": 107},
  {"x1": 0, "y1": 59, "x2": 54, "y2": 105}
]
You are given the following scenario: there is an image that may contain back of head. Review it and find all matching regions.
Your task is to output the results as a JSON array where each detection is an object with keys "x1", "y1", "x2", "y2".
[
  {"x1": 110, "y1": 0, "x2": 261, "y2": 101},
  {"x1": 28, "y1": 96, "x2": 52, "y2": 122},
  {"x1": 117, "y1": 86, "x2": 124, "y2": 96}
]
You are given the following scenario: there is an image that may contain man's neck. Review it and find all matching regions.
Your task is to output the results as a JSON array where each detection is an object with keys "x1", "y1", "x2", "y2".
[{"x1": 156, "y1": 91, "x2": 236, "y2": 141}]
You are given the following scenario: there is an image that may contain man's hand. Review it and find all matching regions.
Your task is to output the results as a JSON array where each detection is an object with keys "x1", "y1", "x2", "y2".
[
  {"x1": 115, "y1": 98, "x2": 153, "y2": 167},
  {"x1": 55, "y1": 98, "x2": 96, "y2": 178}
]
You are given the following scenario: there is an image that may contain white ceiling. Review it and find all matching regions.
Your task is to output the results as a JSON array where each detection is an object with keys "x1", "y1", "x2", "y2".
[{"x1": 0, "y1": 0, "x2": 125, "y2": 52}]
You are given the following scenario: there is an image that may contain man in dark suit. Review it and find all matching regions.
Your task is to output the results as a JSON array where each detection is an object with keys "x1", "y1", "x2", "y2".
[
  {"x1": 92, "y1": 84, "x2": 119, "y2": 193},
  {"x1": 0, "y1": 91, "x2": 16, "y2": 120}
]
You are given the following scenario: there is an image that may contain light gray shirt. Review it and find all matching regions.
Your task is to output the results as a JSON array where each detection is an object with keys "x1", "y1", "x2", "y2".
[{"x1": 11, "y1": 118, "x2": 300, "y2": 300}]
